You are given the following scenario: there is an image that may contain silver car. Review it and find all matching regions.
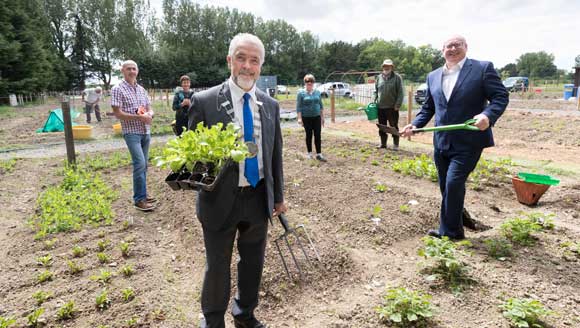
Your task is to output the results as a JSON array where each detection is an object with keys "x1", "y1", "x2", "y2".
[{"x1": 316, "y1": 82, "x2": 354, "y2": 98}]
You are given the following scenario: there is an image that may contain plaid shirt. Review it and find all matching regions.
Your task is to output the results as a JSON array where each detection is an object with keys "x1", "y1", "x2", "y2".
[{"x1": 111, "y1": 80, "x2": 151, "y2": 134}]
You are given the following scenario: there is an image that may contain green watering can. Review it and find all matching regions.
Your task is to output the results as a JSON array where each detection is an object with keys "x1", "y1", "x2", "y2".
[
  {"x1": 364, "y1": 102, "x2": 378, "y2": 120},
  {"x1": 377, "y1": 119, "x2": 480, "y2": 136}
]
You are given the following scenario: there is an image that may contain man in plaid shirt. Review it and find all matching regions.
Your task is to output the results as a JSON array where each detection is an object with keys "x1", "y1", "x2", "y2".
[{"x1": 111, "y1": 60, "x2": 158, "y2": 211}]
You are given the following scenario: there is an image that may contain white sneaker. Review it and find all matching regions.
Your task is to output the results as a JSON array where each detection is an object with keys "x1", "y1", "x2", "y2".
[{"x1": 307, "y1": 153, "x2": 313, "y2": 159}]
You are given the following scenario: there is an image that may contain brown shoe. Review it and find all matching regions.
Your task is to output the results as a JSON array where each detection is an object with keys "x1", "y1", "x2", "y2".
[
  {"x1": 146, "y1": 195, "x2": 158, "y2": 203},
  {"x1": 134, "y1": 200, "x2": 155, "y2": 211}
]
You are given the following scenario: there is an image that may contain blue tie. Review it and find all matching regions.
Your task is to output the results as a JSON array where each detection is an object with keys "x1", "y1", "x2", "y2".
[{"x1": 243, "y1": 93, "x2": 259, "y2": 187}]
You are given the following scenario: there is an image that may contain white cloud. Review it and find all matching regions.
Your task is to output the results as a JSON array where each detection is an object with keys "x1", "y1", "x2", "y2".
[{"x1": 150, "y1": 0, "x2": 579, "y2": 70}]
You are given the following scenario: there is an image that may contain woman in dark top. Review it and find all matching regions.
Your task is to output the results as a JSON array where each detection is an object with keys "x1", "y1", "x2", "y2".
[
  {"x1": 296, "y1": 74, "x2": 326, "y2": 161},
  {"x1": 172, "y1": 75, "x2": 194, "y2": 136}
]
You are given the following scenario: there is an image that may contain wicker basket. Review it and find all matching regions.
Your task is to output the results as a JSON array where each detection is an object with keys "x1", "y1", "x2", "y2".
[{"x1": 511, "y1": 177, "x2": 550, "y2": 206}]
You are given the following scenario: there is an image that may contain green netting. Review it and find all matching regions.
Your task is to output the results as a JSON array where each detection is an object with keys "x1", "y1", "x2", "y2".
[{"x1": 36, "y1": 108, "x2": 80, "y2": 133}]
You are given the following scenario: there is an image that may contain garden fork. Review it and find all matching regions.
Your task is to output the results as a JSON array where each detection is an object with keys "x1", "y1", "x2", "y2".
[{"x1": 273, "y1": 213, "x2": 321, "y2": 281}]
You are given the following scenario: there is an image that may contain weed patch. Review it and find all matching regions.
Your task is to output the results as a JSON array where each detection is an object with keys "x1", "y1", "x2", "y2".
[{"x1": 375, "y1": 287, "x2": 435, "y2": 326}]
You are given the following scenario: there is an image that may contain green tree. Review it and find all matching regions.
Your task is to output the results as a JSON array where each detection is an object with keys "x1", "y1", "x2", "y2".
[{"x1": 516, "y1": 52, "x2": 558, "y2": 78}]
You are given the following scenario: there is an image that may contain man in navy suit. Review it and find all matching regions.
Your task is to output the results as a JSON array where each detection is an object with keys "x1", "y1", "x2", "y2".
[{"x1": 401, "y1": 35, "x2": 508, "y2": 240}]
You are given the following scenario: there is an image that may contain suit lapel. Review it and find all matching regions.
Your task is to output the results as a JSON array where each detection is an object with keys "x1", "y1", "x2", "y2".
[
  {"x1": 433, "y1": 68, "x2": 446, "y2": 103},
  {"x1": 217, "y1": 82, "x2": 235, "y2": 123},
  {"x1": 449, "y1": 58, "x2": 472, "y2": 102}
]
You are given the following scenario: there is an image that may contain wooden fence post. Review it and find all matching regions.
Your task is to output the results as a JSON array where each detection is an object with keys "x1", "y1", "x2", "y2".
[
  {"x1": 407, "y1": 88, "x2": 413, "y2": 141},
  {"x1": 61, "y1": 99, "x2": 76, "y2": 166},
  {"x1": 166, "y1": 89, "x2": 170, "y2": 109},
  {"x1": 330, "y1": 88, "x2": 335, "y2": 123}
]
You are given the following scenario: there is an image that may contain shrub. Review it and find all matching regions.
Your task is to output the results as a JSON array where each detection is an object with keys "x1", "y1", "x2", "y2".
[
  {"x1": 484, "y1": 237, "x2": 513, "y2": 260},
  {"x1": 375, "y1": 287, "x2": 435, "y2": 326},
  {"x1": 500, "y1": 298, "x2": 553, "y2": 327},
  {"x1": 418, "y1": 236, "x2": 471, "y2": 290},
  {"x1": 500, "y1": 217, "x2": 542, "y2": 246}
]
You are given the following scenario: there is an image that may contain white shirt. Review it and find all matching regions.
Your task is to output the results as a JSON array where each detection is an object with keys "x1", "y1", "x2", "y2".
[
  {"x1": 83, "y1": 88, "x2": 102, "y2": 104},
  {"x1": 441, "y1": 56, "x2": 467, "y2": 101},
  {"x1": 228, "y1": 78, "x2": 264, "y2": 187}
]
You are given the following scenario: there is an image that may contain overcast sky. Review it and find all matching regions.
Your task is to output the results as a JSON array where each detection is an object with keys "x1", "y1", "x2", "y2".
[{"x1": 150, "y1": 0, "x2": 579, "y2": 70}]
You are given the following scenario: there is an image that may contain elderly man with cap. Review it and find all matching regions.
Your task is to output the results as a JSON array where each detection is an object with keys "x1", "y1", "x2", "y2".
[
  {"x1": 82, "y1": 86, "x2": 103, "y2": 123},
  {"x1": 374, "y1": 59, "x2": 404, "y2": 150}
]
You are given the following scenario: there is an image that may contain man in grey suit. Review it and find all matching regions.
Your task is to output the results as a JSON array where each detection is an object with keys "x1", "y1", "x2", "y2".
[{"x1": 188, "y1": 33, "x2": 287, "y2": 328}]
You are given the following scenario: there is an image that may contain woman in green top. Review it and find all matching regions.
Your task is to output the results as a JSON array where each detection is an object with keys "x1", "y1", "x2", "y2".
[{"x1": 297, "y1": 74, "x2": 326, "y2": 161}]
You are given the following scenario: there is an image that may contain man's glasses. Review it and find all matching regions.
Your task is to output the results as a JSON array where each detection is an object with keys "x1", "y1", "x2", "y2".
[{"x1": 304, "y1": 80, "x2": 314, "y2": 83}]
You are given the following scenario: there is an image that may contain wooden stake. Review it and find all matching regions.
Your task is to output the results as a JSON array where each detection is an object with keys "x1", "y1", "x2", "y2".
[
  {"x1": 166, "y1": 89, "x2": 169, "y2": 108},
  {"x1": 330, "y1": 88, "x2": 335, "y2": 123},
  {"x1": 407, "y1": 88, "x2": 413, "y2": 141},
  {"x1": 61, "y1": 99, "x2": 76, "y2": 166}
]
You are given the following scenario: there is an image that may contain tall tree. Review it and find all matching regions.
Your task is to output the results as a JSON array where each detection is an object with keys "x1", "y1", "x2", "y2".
[{"x1": 516, "y1": 52, "x2": 558, "y2": 78}]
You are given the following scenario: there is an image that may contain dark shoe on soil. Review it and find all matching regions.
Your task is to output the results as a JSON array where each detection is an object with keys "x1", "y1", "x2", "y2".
[
  {"x1": 377, "y1": 145, "x2": 387, "y2": 149},
  {"x1": 134, "y1": 200, "x2": 155, "y2": 211},
  {"x1": 427, "y1": 229, "x2": 465, "y2": 241},
  {"x1": 392, "y1": 145, "x2": 399, "y2": 151},
  {"x1": 234, "y1": 317, "x2": 266, "y2": 328},
  {"x1": 462, "y1": 208, "x2": 477, "y2": 230},
  {"x1": 316, "y1": 154, "x2": 327, "y2": 162}
]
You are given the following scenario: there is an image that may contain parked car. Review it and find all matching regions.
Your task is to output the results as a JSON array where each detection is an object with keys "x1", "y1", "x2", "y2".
[
  {"x1": 503, "y1": 76, "x2": 529, "y2": 92},
  {"x1": 414, "y1": 83, "x2": 428, "y2": 105},
  {"x1": 316, "y1": 82, "x2": 354, "y2": 98},
  {"x1": 276, "y1": 85, "x2": 289, "y2": 95}
]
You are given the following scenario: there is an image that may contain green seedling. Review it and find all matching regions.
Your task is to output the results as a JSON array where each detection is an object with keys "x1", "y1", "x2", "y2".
[
  {"x1": 71, "y1": 245, "x2": 87, "y2": 258},
  {"x1": 67, "y1": 260, "x2": 83, "y2": 275},
  {"x1": 500, "y1": 298, "x2": 553, "y2": 328},
  {"x1": 418, "y1": 236, "x2": 472, "y2": 291},
  {"x1": 121, "y1": 288, "x2": 135, "y2": 302},
  {"x1": 97, "y1": 252, "x2": 111, "y2": 264},
  {"x1": 97, "y1": 239, "x2": 110, "y2": 252},
  {"x1": 43, "y1": 238, "x2": 58, "y2": 250},
  {"x1": 95, "y1": 289, "x2": 111, "y2": 311},
  {"x1": 374, "y1": 183, "x2": 387, "y2": 192},
  {"x1": 371, "y1": 159, "x2": 379, "y2": 166},
  {"x1": 36, "y1": 254, "x2": 53, "y2": 267},
  {"x1": 371, "y1": 205, "x2": 382, "y2": 218},
  {"x1": 97, "y1": 231, "x2": 106, "y2": 238},
  {"x1": 119, "y1": 241, "x2": 131, "y2": 257},
  {"x1": 91, "y1": 269, "x2": 113, "y2": 284},
  {"x1": 525, "y1": 212, "x2": 555, "y2": 230},
  {"x1": 500, "y1": 217, "x2": 542, "y2": 246},
  {"x1": 32, "y1": 290, "x2": 53, "y2": 306},
  {"x1": 375, "y1": 287, "x2": 435, "y2": 326},
  {"x1": 37, "y1": 270, "x2": 53, "y2": 283},
  {"x1": 399, "y1": 204, "x2": 411, "y2": 214},
  {"x1": 120, "y1": 264, "x2": 134, "y2": 277},
  {"x1": 56, "y1": 300, "x2": 76, "y2": 320},
  {"x1": 484, "y1": 237, "x2": 513, "y2": 260},
  {"x1": 0, "y1": 316, "x2": 16, "y2": 328},
  {"x1": 125, "y1": 316, "x2": 138, "y2": 327},
  {"x1": 26, "y1": 308, "x2": 44, "y2": 327}
]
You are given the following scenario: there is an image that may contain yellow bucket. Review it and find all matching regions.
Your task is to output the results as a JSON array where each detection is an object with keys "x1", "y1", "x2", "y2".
[
  {"x1": 72, "y1": 125, "x2": 93, "y2": 140},
  {"x1": 113, "y1": 123, "x2": 122, "y2": 135}
]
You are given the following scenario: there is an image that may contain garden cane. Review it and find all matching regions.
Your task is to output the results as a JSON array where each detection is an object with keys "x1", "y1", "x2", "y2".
[
  {"x1": 274, "y1": 213, "x2": 321, "y2": 281},
  {"x1": 377, "y1": 118, "x2": 480, "y2": 136}
]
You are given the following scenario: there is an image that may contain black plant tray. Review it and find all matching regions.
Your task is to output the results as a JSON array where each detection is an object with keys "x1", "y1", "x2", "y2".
[{"x1": 164, "y1": 161, "x2": 229, "y2": 192}]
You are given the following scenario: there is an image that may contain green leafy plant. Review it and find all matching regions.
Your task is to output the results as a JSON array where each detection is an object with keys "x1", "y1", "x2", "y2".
[
  {"x1": 37, "y1": 270, "x2": 53, "y2": 283},
  {"x1": 56, "y1": 300, "x2": 76, "y2": 320},
  {"x1": 375, "y1": 287, "x2": 435, "y2": 326},
  {"x1": 500, "y1": 298, "x2": 553, "y2": 327},
  {"x1": 525, "y1": 212, "x2": 555, "y2": 230},
  {"x1": 392, "y1": 154, "x2": 438, "y2": 182},
  {"x1": 36, "y1": 254, "x2": 53, "y2": 267},
  {"x1": 0, "y1": 316, "x2": 16, "y2": 328},
  {"x1": 43, "y1": 238, "x2": 58, "y2": 250},
  {"x1": 97, "y1": 239, "x2": 110, "y2": 252},
  {"x1": 125, "y1": 316, "x2": 138, "y2": 327},
  {"x1": 484, "y1": 237, "x2": 513, "y2": 260},
  {"x1": 0, "y1": 158, "x2": 18, "y2": 174},
  {"x1": 399, "y1": 204, "x2": 411, "y2": 214},
  {"x1": 417, "y1": 236, "x2": 472, "y2": 290},
  {"x1": 374, "y1": 183, "x2": 387, "y2": 192},
  {"x1": 119, "y1": 241, "x2": 131, "y2": 257},
  {"x1": 155, "y1": 122, "x2": 249, "y2": 175},
  {"x1": 32, "y1": 290, "x2": 53, "y2": 306},
  {"x1": 121, "y1": 288, "x2": 135, "y2": 302},
  {"x1": 500, "y1": 217, "x2": 542, "y2": 246},
  {"x1": 97, "y1": 252, "x2": 111, "y2": 264},
  {"x1": 71, "y1": 245, "x2": 87, "y2": 258},
  {"x1": 26, "y1": 308, "x2": 44, "y2": 327},
  {"x1": 29, "y1": 167, "x2": 117, "y2": 237},
  {"x1": 120, "y1": 264, "x2": 134, "y2": 277},
  {"x1": 371, "y1": 205, "x2": 382, "y2": 218},
  {"x1": 67, "y1": 260, "x2": 83, "y2": 275},
  {"x1": 91, "y1": 269, "x2": 113, "y2": 284},
  {"x1": 95, "y1": 289, "x2": 111, "y2": 311}
]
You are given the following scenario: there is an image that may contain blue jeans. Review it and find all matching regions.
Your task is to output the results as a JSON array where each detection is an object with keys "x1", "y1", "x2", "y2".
[{"x1": 124, "y1": 134, "x2": 151, "y2": 203}]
